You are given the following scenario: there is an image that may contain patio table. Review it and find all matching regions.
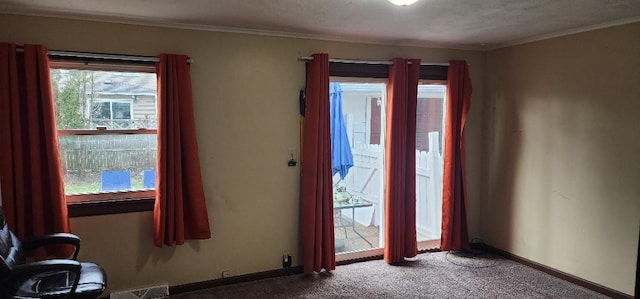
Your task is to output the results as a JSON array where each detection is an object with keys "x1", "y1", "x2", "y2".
[{"x1": 334, "y1": 199, "x2": 374, "y2": 248}]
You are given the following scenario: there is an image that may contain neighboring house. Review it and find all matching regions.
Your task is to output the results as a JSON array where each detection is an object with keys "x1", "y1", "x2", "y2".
[
  {"x1": 52, "y1": 69, "x2": 158, "y2": 180},
  {"x1": 85, "y1": 71, "x2": 156, "y2": 129}
]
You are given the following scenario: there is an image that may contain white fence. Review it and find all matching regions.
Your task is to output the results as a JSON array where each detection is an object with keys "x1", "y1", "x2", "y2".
[{"x1": 340, "y1": 131, "x2": 443, "y2": 241}]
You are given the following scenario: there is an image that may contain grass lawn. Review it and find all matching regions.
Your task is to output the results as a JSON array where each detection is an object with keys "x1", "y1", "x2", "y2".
[{"x1": 65, "y1": 179, "x2": 145, "y2": 194}]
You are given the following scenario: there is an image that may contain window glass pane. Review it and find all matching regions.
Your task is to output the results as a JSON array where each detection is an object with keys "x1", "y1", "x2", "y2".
[
  {"x1": 59, "y1": 134, "x2": 157, "y2": 194},
  {"x1": 92, "y1": 102, "x2": 111, "y2": 119},
  {"x1": 51, "y1": 68, "x2": 158, "y2": 198},
  {"x1": 415, "y1": 84, "x2": 446, "y2": 246},
  {"x1": 112, "y1": 102, "x2": 132, "y2": 119},
  {"x1": 331, "y1": 81, "x2": 386, "y2": 254},
  {"x1": 51, "y1": 69, "x2": 157, "y2": 130}
]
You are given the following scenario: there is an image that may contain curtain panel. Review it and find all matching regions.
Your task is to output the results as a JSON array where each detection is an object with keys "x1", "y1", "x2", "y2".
[
  {"x1": 301, "y1": 53, "x2": 335, "y2": 274},
  {"x1": 154, "y1": 54, "x2": 211, "y2": 247},
  {"x1": 441, "y1": 60, "x2": 472, "y2": 251},
  {"x1": 384, "y1": 58, "x2": 420, "y2": 263},
  {"x1": 0, "y1": 43, "x2": 71, "y2": 258}
]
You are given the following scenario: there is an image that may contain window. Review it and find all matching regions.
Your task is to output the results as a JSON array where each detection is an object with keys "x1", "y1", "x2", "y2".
[
  {"x1": 331, "y1": 80, "x2": 387, "y2": 259},
  {"x1": 50, "y1": 62, "x2": 157, "y2": 207},
  {"x1": 92, "y1": 100, "x2": 132, "y2": 120},
  {"x1": 415, "y1": 82, "x2": 446, "y2": 250}
]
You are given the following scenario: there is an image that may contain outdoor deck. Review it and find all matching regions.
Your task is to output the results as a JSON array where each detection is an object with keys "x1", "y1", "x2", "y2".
[
  {"x1": 335, "y1": 215, "x2": 380, "y2": 253},
  {"x1": 334, "y1": 214, "x2": 439, "y2": 253}
]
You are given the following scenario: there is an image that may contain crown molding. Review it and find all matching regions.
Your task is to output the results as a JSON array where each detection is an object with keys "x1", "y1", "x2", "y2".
[{"x1": 0, "y1": 8, "x2": 484, "y2": 51}]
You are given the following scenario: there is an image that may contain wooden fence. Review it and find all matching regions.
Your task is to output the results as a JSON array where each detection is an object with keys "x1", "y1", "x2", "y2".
[{"x1": 59, "y1": 134, "x2": 156, "y2": 174}]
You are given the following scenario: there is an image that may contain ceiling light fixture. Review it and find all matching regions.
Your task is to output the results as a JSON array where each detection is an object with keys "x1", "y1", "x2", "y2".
[{"x1": 388, "y1": 0, "x2": 419, "y2": 6}]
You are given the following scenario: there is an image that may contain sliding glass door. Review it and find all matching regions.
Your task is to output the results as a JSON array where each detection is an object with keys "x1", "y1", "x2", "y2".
[
  {"x1": 332, "y1": 80, "x2": 446, "y2": 260},
  {"x1": 331, "y1": 80, "x2": 386, "y2": 261},
  {"x1": 416, "y1": 83, "x2": 446, "y2": 250}
]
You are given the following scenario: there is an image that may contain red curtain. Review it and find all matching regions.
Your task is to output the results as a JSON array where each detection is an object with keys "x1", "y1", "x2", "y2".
[
  {"x1": 441, "y1": 60, "x2": 472, "y2": 251},
  {"x1": 0, "y1": 43, "x2": 71, "y2": 257},
  {"x1": 154, "y1": 54, "x2": 211, "y2": 247},
  {"x1": 301, "y1": 53, "x2": 335, "y2": 274},
  {"x1": 384, "y1": 58, "x2": 420, "y2": 263}
]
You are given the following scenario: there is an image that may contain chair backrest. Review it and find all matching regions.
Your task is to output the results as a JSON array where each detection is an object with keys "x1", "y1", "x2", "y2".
[
  {"x1": 0, "y1": 207, "x2": 24, "y2": 272},
  {"x1": 0, "y1": 207, "x2": 106, "y2": 298}
]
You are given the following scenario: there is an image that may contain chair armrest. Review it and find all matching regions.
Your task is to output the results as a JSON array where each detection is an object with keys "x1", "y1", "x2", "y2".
[
  {"x1": 21, "y1": 233, "x2": 80, "y2": 260},
  {"x1": 11, "y1": 260, "x2": 82, "y2": 295},
  {"x1": 11, "y1": 259, "x2": 81, "y2": 277}
]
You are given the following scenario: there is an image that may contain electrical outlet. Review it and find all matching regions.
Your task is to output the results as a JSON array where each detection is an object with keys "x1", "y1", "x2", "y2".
[
  {"x1": 221, "y1": 270, "x2": 232, "y2": 278},
  {"x1": 282, "y1": 253, "x2": 292, "y2": 268}
]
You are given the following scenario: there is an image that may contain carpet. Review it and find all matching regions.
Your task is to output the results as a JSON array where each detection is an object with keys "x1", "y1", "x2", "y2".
[{"x1": 170, "y1": 251, "x2": 610, "y2": 298}]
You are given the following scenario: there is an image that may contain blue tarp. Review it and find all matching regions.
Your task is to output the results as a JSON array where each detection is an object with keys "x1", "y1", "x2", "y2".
[{"x1": 330, "y1": 82, "x2": 353, "y2": 179}]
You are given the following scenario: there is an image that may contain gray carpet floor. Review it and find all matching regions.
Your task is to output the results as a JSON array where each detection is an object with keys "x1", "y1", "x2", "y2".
[{"x1": 170, "y1": 251, "x2": 610, "y2": 298}]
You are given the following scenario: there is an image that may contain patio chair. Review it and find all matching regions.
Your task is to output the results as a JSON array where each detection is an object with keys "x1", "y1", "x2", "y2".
[
  {"x1": 100, "y1": 170, "x2": 131, "y2": 191},
  {"x1": 142, "y1": 169, "x2": 156, "y2": 189},
  {"x1": 0, "y1": 208, "x2": 107, "y2": 298}
]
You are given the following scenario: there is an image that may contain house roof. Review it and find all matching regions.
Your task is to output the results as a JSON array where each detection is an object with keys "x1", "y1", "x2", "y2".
[{"x1": 90, "y1": 71, "x2": 156, "y2": 96}]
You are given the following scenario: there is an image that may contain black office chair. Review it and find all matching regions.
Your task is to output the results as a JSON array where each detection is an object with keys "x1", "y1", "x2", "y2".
[{"x1": 0, "y1": 208, "x2": 106, "y2": 298}]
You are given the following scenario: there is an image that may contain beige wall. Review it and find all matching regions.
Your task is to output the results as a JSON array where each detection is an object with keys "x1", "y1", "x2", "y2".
[
  {"x1": 484, "y1": 22, "x2": 640, "y2": 295},
  {"x1": 0, "y1": 14, "x2": 485, "y2": 293},
  {"x1": 2, "y1": 11, "x2": 637, "y2": 298}
]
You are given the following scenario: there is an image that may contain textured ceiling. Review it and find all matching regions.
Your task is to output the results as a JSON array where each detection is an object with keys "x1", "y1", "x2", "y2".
[{"x1": 1, "y1": 0, "x2": 639, "y2": 50}]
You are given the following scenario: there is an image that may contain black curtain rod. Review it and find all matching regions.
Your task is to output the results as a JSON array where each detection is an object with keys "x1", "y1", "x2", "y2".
[
  {"x1": 16, "y1": 48, "x2": 194, "y2": 64},
  {"x1": 298, "y1": 56, "x2": 449, "y2": 66}
]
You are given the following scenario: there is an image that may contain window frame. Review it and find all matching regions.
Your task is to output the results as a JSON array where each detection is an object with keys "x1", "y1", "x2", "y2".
[
  {"x1": 327, "y1": 61, "x2": 447, "y2": 261},
  {"x1": 50, "y1": 59, "x2": 158, "y2": 217},
  {"x1": 330, "y1": 79, "x2": 387, "y2": 261},
  {"x1": 60, "y1": 129, "x2": 158, "y2": 204},
  {"x1": 328, "y1": 62, "x2": 448, "y2": 80}
]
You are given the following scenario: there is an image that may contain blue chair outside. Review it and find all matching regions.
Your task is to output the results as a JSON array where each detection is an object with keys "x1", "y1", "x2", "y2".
[
  {"x1": 101, "y1": 170, "x2": 131, "y2": 191},
  {"x1": 143, "y1": 169, "x2": 156, "y2": 189}
]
